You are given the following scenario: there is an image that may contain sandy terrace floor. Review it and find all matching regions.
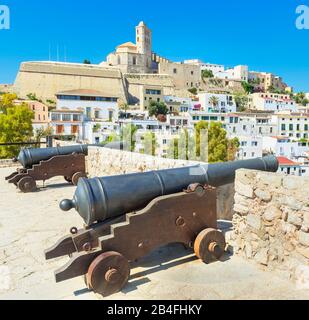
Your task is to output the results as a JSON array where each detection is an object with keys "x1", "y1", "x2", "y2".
[{"x1": 0, "y1": 166, "x2": 309, "y2": 300}]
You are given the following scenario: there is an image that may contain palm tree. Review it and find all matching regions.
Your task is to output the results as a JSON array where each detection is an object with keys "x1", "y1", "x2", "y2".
[{"x1": 209, "y1": 96, "x2": 219, "y2": 111}]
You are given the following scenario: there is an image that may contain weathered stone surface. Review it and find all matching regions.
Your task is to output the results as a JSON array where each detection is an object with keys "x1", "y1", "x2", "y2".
[
  {"x1": 254, "y1": 248, "x2": 269, "y2": 266},
  {"x1": 296, "y1": 247, "x2": 309, "y2": 259},
  {"x1": 232, "y1": 169, "x2": 309, "y2": 282},
  {"x1": 278, "y1": 195, "x2": 303, "y2": 211},
  {"x1": 235, "y1": 180, "x2": 254, "y2": 198},
  {"x1": 234, "y1": 203, "x2": 249, "y2": 215},
  {"x1": 263, "y1": 206, "x2": 281, "y2": 222},
  {"x1": 283, "y1": 176, "x2": 304, "y2": 190},
  {"x1": 256, "y1": 172, "x2": 282, "y2": 188},
  {"x1": 287, "y1": 212, "x2": 303, "y2": 227},
  {"x1": 303, "y1": 209, "x2": 309, "y2": 225},
  {"x1": 247, "y1": 214, "x2": 262, "y2": 230},
  {"x1": 299, "y1": 231, "x2": 309, "y2": 247},
  {"x1": 255, "y1": 188, "x2": 272, "y2": 202}
]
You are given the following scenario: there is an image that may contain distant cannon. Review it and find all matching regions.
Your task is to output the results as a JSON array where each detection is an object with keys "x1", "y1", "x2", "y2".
[
  {"x1": 5, "y1": 142, "x2": 125, "y2": 193},
  {"x1": 46, "y1": 156, "x2": 278, "y2": 297}
]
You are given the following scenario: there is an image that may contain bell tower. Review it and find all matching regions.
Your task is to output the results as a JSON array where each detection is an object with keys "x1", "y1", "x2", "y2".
[{"x1": 136, "y1": 21, "x2": 152, "y2": 71}]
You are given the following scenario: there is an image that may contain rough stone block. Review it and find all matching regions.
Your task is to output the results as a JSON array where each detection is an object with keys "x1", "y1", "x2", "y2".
[
  {"x1": 233, "y1": 203, "x2": 249, "y2": 215},
  {"x1": 254, "y1": 188, "x2": 272, "y2": 202},
  {"x1": 247, "y1": 214, "x2": 262, "y2": 230},
  {"x1": 299, "y1": 231, "x2": 309, "y2": 247},
  {"x1": 283, "y1": 176, "x2": 304, "y2": 190},
  {"x1": 287, "y1": 212, "x2": 303, "y2": 227},
  {"x1": 296, "y1": 247, "x2": 309, "y2": 259},
  {"x1": 279, "y1": 195, "x2": 303, "y2": 211},
  {"x1": 257, "y1": 172, "x2": 282, "y2": 188},
  {"x1": 235, "y1": 180, "x2": 254, "y2": 198},
  {"x1": 263, "y1": 205, "x2": 282, "y2": 222},
  {"x1": 254, "y1": 248, "x2": 269, "y2": 266}
]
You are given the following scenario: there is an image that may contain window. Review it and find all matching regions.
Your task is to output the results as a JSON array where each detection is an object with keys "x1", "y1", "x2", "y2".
[
  {"x1": 94, "y1": 110, "x2": 100, "y2": 119},
  {"x1": 191, "y1": 71, "x2": 194, "y2": 75},
  {"x1": 281, "y1": 124, "x2": 286, "y2": 131},
  {"x1": 133, "y1": 56, "x2": 137, "y2": 65},
  {"x1": 86, "y1": 107, "x2": 91, "y2": 119},
  {"x1": 73, "y1": 114, "x2": 80, "y2": 121},
  {"x1": 146, "y1": 89, "x2": 161, "y2": 95},
  {"x1": 173, "y1": 68, "x2": 177, "y2": 74},
  {"x1": 51, "y1": 113, "x2": 61, "y2": 121},
  {"x1": 62, "y1": 114, "x2": 71, "y2": 121},
  {"x1": 56, "y1": 125, "x2": 64, "y2": 134}
]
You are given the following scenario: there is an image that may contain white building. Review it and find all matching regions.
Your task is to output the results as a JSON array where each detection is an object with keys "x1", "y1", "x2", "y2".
[
  {"x1": 236, "y1": 136, "x2": 263, "y2": 160},
  {"x1": 183, "y1": 60, "x2": 225, "y2": 74},
  {"x1": 56, "y1": 89, "x2": 118, "y2": 121},
  {"x1": 49, "y1": 109, "x2": 84, "y2": 139},
  {"x1": 55, "y1": 89, "x2": 119, "y2": 143},
  {"x1": 214, "y1": 65, "x2": 248, "y2": 82},
  {"x1": 197, "y1": 92, "x2": 236, "y2": 113},
  {"x1": 248, "y1": 93, "x2": 297, "y2": 112},
  {"x1": 262, "y1": 136, "x2": 309, "y2": 159},
  {"x1": 272, "y1": 112, "x2": 309, "y2": 140}
]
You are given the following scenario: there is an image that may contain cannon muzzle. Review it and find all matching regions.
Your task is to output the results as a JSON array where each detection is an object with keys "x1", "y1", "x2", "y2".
[{"x1": 61, "y1": 156, "x2": 279, "y2": 226}]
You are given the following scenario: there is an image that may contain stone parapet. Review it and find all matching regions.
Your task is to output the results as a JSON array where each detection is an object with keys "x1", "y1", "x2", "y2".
[{"x1": 230, "y1": 169, "x2": 309, "y2": 281}]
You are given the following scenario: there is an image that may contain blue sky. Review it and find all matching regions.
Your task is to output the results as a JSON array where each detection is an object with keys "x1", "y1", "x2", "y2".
[{"x1": 0, "y1": 0, "x2": 309, "y2": 91}]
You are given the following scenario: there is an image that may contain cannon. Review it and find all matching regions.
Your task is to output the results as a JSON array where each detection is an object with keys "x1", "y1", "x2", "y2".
[
  {"x1": 45, "y1": 156, "x2": 278, "y2": 297},
  {"x1": 5, "y1": 142, "x2": 125, "y2": 193},
  {"x1": 5, "y1": 145, "x2": 88, "y2": 192}
]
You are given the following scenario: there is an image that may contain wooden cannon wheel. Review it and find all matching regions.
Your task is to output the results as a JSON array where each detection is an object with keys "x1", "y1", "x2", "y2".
[
  {"x1": 194, "y1": 228, "x2": 226, "y2": 263},
  {"x1": 85, "y1": 251, "x2": 130, "y2": 297},
  {"x1": 72, "y1": 172, "x2": 87, "y2": 186},
  {"x1": 17, "y1": 176, "x2": 37, "y2": 193},
  {"x1": 64, "y1": 176, "x2": 73, "y2": 183}
]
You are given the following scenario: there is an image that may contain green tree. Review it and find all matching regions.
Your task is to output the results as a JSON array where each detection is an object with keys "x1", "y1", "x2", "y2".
[
  {"x1": 209, "y1": 96, "x2": 219, "y2": 109},
  {"x1": 141, "y1": 131, "x2": 158, "y2": 156},
  {"x1": 188, "y1": 87, "x2": 197, "y2": 95},
  {"x1": 201, "y1": 69, "x2": 214, "y2": 79},
  {"x1": 233, "y1": 92, "x2": 248, "y2": 112},
  {"x1": 241, "y1": 81, "x2": 254, "y2": 94},
  {"x1": 107, "y1": 124, "x2": 138, "y2": 152},
  {"x1": 148, "y1": 101, "x2": 168, "y2": 118},
  {"x1": 34, "y1": 126, "x2": 53, "y2": 142},
  {"x1": 195, "y1": 121, "x2": 239, "y2": 163},
  {"x1": 0, "y1": 104, "x2": 34, "y2": 158},
  {"x1": 83, "y1": 59, "x2": 91, "y2": 64},
  {"x1": 0, "y1": 93, "x2": 17, "y2": 113}
]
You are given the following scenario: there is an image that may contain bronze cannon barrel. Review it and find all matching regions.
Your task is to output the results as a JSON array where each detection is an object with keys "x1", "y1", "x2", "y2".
[{"x1": 60, "y1": 155, "x2": 279, "y2": 225}]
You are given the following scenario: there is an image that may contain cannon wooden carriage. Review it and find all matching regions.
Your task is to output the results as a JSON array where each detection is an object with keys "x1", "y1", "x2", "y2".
[{"x1": 45, "y1": 156, "x2": 279, "y2": 297}]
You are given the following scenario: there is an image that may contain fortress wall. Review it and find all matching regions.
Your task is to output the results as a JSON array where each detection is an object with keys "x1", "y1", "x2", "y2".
[
  {"x1": 13, "y1": 62, "x2": 128, "y2": 101},
  {"x1": 229, "y1": 169, "x2": 309, "y2": 281},
  {"x1": 124, "y1": 73, "x2": 175, "y2": 104}
]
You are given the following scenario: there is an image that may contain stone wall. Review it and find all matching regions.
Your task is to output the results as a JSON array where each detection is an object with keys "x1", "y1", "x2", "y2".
[
  {"x1": 13, "y1": 62, "x2": 128, "y2": 102},
  {"x1": 230, "y1": 169, "x2": 309, "y2": 280},
  {"x1": 87, "y1": 146, "x2": 235, "y2": 220},
  {"x1": 0, "y1": 159, "x2": 19, "y2": 168}
]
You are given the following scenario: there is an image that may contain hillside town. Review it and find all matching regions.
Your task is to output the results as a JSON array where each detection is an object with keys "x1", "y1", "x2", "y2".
[{"x1": 1, "y1": 21, "x2": 309, "y2": 176}]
